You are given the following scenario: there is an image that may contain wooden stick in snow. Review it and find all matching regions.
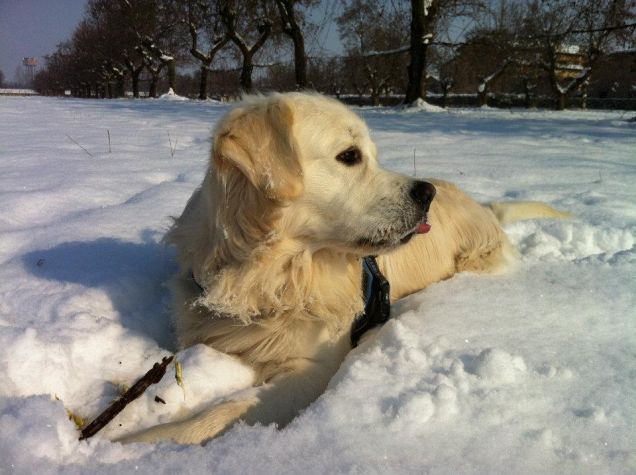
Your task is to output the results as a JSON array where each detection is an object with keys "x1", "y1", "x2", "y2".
[{"x1": 79, "y1": 355, "x2": 174, "y2": 441}]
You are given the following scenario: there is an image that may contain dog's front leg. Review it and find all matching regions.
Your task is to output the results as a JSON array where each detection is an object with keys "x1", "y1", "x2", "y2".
[
  {"x1": 114, "y1": 395, "x2": 260, "y2": 445},
  {"x1": 116, "y1": 344, "x2": 348, "y2": 445}
]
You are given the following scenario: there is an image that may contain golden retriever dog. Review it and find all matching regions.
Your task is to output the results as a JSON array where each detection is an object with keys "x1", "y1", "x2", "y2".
[{"x1": 117, "y1": 92, "x2": 568, "y2": 444}]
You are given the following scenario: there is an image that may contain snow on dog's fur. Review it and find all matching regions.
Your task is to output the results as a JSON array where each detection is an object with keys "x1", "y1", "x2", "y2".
[{"x1": 117, "y1": 93, "x2": 568, "y2": 444}]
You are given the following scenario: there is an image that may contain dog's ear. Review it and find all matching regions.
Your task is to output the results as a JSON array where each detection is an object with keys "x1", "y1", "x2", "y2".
[{"x1": 213, "y1": 97, "x2": 303, "y2": 201}]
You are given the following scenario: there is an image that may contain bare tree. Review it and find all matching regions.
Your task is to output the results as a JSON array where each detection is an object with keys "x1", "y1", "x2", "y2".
[
  {"x1": 220, "y1": 1, "x2": 274, "y2": 93},
  {"x1": 404, "y1": 0, "x2": 441, "y2": 104},
  {"x1": 274, "y1": 0, "x2": 316, "y2": 89},
  {"x1": 337, "y1": 0, "x2": 409, "y2": 104},
  {"x1": 178, "y1": 1, "x2": 230, "y2": 99},
  {"x1": 116, "y1": 0, "x2": 182, "y2": 94},
  {"x1": 404, "y1": 0, "x2": 486, "y2": 105}
]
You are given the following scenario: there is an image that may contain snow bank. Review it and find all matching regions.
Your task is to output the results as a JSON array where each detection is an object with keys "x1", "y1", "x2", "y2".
[
  {"x1": 403, "y1": 97, "x2": 446, "y2": 112},
  {"x1": 0, "y1": 97, "x2": 634, "y2": 474},
  {"x1": 158, "y1": 88, "x2": 189, "y2": 101}
]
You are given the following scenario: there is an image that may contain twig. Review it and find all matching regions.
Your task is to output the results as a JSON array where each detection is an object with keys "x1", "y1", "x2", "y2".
[
  {"x1": 66, "y1": 134, "x2": 93, "y2": 157},
  {"x1": 79, "y1": 356, "x2": 174, "y2": 440},
  {"x1": 167, "y1": 131, "x2": 177, "y2": 158},
  {"x1": 593, "y1": 169, "x2": 603, "y2": 184},
  {"x1": 107, "y1": 129, "x2": 112, "y2": 153},
  {"x1": 413, "y1": 148, "x2": 417, "y2": 177}
]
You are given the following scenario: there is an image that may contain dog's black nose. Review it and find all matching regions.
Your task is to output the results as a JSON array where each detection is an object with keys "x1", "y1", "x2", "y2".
[{"x1": 410, "y1": 180, "x2": 436, "y2": 210}]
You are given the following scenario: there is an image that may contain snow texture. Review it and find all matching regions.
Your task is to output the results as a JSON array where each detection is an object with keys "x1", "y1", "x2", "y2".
[
  {"x1": 0, "y1": 96, "x2": 634, "y2": 475},
  {"x1": 158, "y1": 88, "x2": 188, "y2": 101},
  {"x1": 404, "y1": 97, "x2": 446, "y2": 112}
]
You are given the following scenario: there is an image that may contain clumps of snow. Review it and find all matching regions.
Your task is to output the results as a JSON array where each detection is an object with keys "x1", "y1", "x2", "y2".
[
  {"x1": 403, "y1": 98, "x2": 446, "y2": 113},
  {"x1": 334, "y1": 321, "x2": 528, "y2": 435},
  {"x1": 537, "y1": 364, "x2": 574, "y2": 379},
  {"x1": 423, "y1": 0, "x2": 434, "y2": 16},
  {"x1": 506, "y1": 220, "x2": 634, "y2": 262},
  {"x1": 0, "y1": 395, "x2": 148, "y2": 467},
  {"x1": 158, "y1": 88, "x2": 189, "y2": 101},
  {"x1": 464, "y1": 348, "x2": 527, "y2": 384}
]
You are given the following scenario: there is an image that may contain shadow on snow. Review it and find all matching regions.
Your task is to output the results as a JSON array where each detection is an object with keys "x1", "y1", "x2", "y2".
[{"x1": 21, "y1": 234, "x2": 178, "y2": 351}]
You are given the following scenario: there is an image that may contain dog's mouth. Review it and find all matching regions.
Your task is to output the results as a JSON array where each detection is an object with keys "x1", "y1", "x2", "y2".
[
  {"x1": 357, "y1": 214, "x2": 431, "y2": 249},
  {"x1": 399, "y1": 214, "x2": 431, "y2": 243}
]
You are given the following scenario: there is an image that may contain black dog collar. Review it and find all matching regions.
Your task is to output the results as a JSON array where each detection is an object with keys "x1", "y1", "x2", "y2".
[
  {"x1": 190, "y1": 255, "x2": 391, "y2": 347},
  {"x1": 350, "y1": 256, "x2": 391, "y2": 347}
]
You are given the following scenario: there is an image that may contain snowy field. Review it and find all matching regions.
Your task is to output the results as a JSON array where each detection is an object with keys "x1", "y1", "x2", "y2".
[{"x1": 0, "y1": 96, "x2": 634, "y2": 474}]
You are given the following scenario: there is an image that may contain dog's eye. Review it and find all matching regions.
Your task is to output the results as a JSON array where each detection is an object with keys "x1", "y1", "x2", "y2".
[{"x1": 336, "y1": 147, "x2": 362, "y2": 166}]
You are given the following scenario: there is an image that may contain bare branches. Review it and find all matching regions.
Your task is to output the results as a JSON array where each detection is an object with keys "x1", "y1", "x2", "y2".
[{"x1": 219, "y1": 2, "x2": 273, "y2": 92}]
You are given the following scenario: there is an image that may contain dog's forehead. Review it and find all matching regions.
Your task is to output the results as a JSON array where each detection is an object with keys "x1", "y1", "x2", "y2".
[{"x1": 291, "y1": 97, "x2": 371, "y2": 151}]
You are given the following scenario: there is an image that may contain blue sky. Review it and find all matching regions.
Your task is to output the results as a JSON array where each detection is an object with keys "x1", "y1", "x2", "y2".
[{"x1": 0, "y1": 0, "x2": 88, "y2": 82}]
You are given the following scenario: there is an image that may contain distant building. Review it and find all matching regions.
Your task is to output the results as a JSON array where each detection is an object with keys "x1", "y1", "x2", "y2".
[
  {"x1": 444, "y1": 39, "x2": 633, "y2": 101},
  {"x1": 554, "y1": 45, "x2": 587, "y2": 81}
]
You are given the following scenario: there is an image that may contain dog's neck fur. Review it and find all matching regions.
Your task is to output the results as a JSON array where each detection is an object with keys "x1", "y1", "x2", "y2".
[
  {"x1": 195, "y1": 241, "x2": 364, "y2": 337},
  {"x1": 201, "y1": 239, "x2": 363, "y2": 334},
  {"x1": 170, "y1": 173, "x2": 364, "y2": 336}
]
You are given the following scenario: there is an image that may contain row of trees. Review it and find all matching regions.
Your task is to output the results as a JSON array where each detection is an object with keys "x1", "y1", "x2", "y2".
[
  {"x1": 34, "y1": 0, "x2": 635, "y2": 109},
  {"x1": 35, "y1": 0, "x2": 322, "y2": 99}
]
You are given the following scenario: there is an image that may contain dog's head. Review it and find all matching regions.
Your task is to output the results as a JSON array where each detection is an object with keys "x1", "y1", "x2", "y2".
[{"x1": 212, "y1": 93, "x2": 435, "y2": 258}]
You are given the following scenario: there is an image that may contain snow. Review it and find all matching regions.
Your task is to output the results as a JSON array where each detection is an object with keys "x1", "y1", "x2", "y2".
[
  {"x1": 0, "y1": 96, "x2": 635, "y2": 474},
  {"x1": 423, "y1": 0, "x2": 434, "y2": 16},
  {"x1": 365, "y1": 45, "x2": 410, "y2": 58},
  {"x1": 558, "y1": 44, "x2": 581, "y2": 55},
  {"x1": 404, "y1": 97, "x2": 446, "y2": 112},
  {"x1": 158, "y1": 88, "x2": 188, "y2": 101},
  {"x1": 0, "y1": 88, "x2": 37, "y2": 96}
]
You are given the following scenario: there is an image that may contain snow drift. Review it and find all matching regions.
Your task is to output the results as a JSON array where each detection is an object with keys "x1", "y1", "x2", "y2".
[{"x1": 0, "y1": 97, "x2": 634, "y2": 474}]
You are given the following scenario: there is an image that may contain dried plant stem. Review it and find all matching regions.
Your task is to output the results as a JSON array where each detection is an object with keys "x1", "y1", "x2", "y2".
[
  {"x1": 168, "y1": 131, "x2": 177, "y2": 158},
  {"x1": 413, "y1": 148, "x2": 417, "y2": 177},
  {"x1": 66, "y1": 134, "x2": 93, "y2": 157}
]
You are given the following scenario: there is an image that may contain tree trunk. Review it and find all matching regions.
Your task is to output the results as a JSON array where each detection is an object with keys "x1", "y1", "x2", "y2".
[
  {"x1": 199, "y1": 65, "x2": 209, "y2": 100},
  {"x1": 556, "y1": 93, "x2": 566, "y2": 111},
  {"x1": 478, "y1": 89, "x2": 487, "y2": 107},
  {"x1": 292, "y1": 32, "x2": 307, "y2": 89},
  {"x1": 167, "y1": 60, "x2": 176, "y2": 92},
  {"x1": 404, "y1": 0, "x2": 437, "y2": 104},
  {"x1": 116, "y1": 74, "x2": 125, "y2": 98},
  {"x1": 371, "y1": 90, "x2": 380, "y2": 106},
  {"x1": 276, "y1": 0, "x2": 307, "y2": 89},
  {"x1": 523, "y1": 78, "x2": 531, "y2": 109},
  {"x1": 441, "y1": 83, "x2": 450, "y2": 108},
  {"x1": 240, "y1": 54, "x2": 254, "y2": 93},
  {"x1": 131, "y1": 71, "x2": 140, "y2": 98},
  {"x1": 149, "y1": 76, "x2": 158, "y2": 98}
]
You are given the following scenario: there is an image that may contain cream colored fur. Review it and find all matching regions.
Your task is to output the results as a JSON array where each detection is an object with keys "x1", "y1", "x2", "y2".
[
  {"x1": 116, "y1": 93, "x2": 568, "y2": 445},
  {"x1": 488, "y1": 201, "x2": 572, "y2": 225}
]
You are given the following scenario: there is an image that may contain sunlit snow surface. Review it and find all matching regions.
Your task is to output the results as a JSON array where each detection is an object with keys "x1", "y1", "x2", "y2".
[{"x1": 0, "y1": 97, "x2": 634, "y2": 474}]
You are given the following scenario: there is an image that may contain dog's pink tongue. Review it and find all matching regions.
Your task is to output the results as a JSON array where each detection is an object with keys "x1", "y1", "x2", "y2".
[{"x1": 416, "y1": 223, "x2": 431, "y2": 234}]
